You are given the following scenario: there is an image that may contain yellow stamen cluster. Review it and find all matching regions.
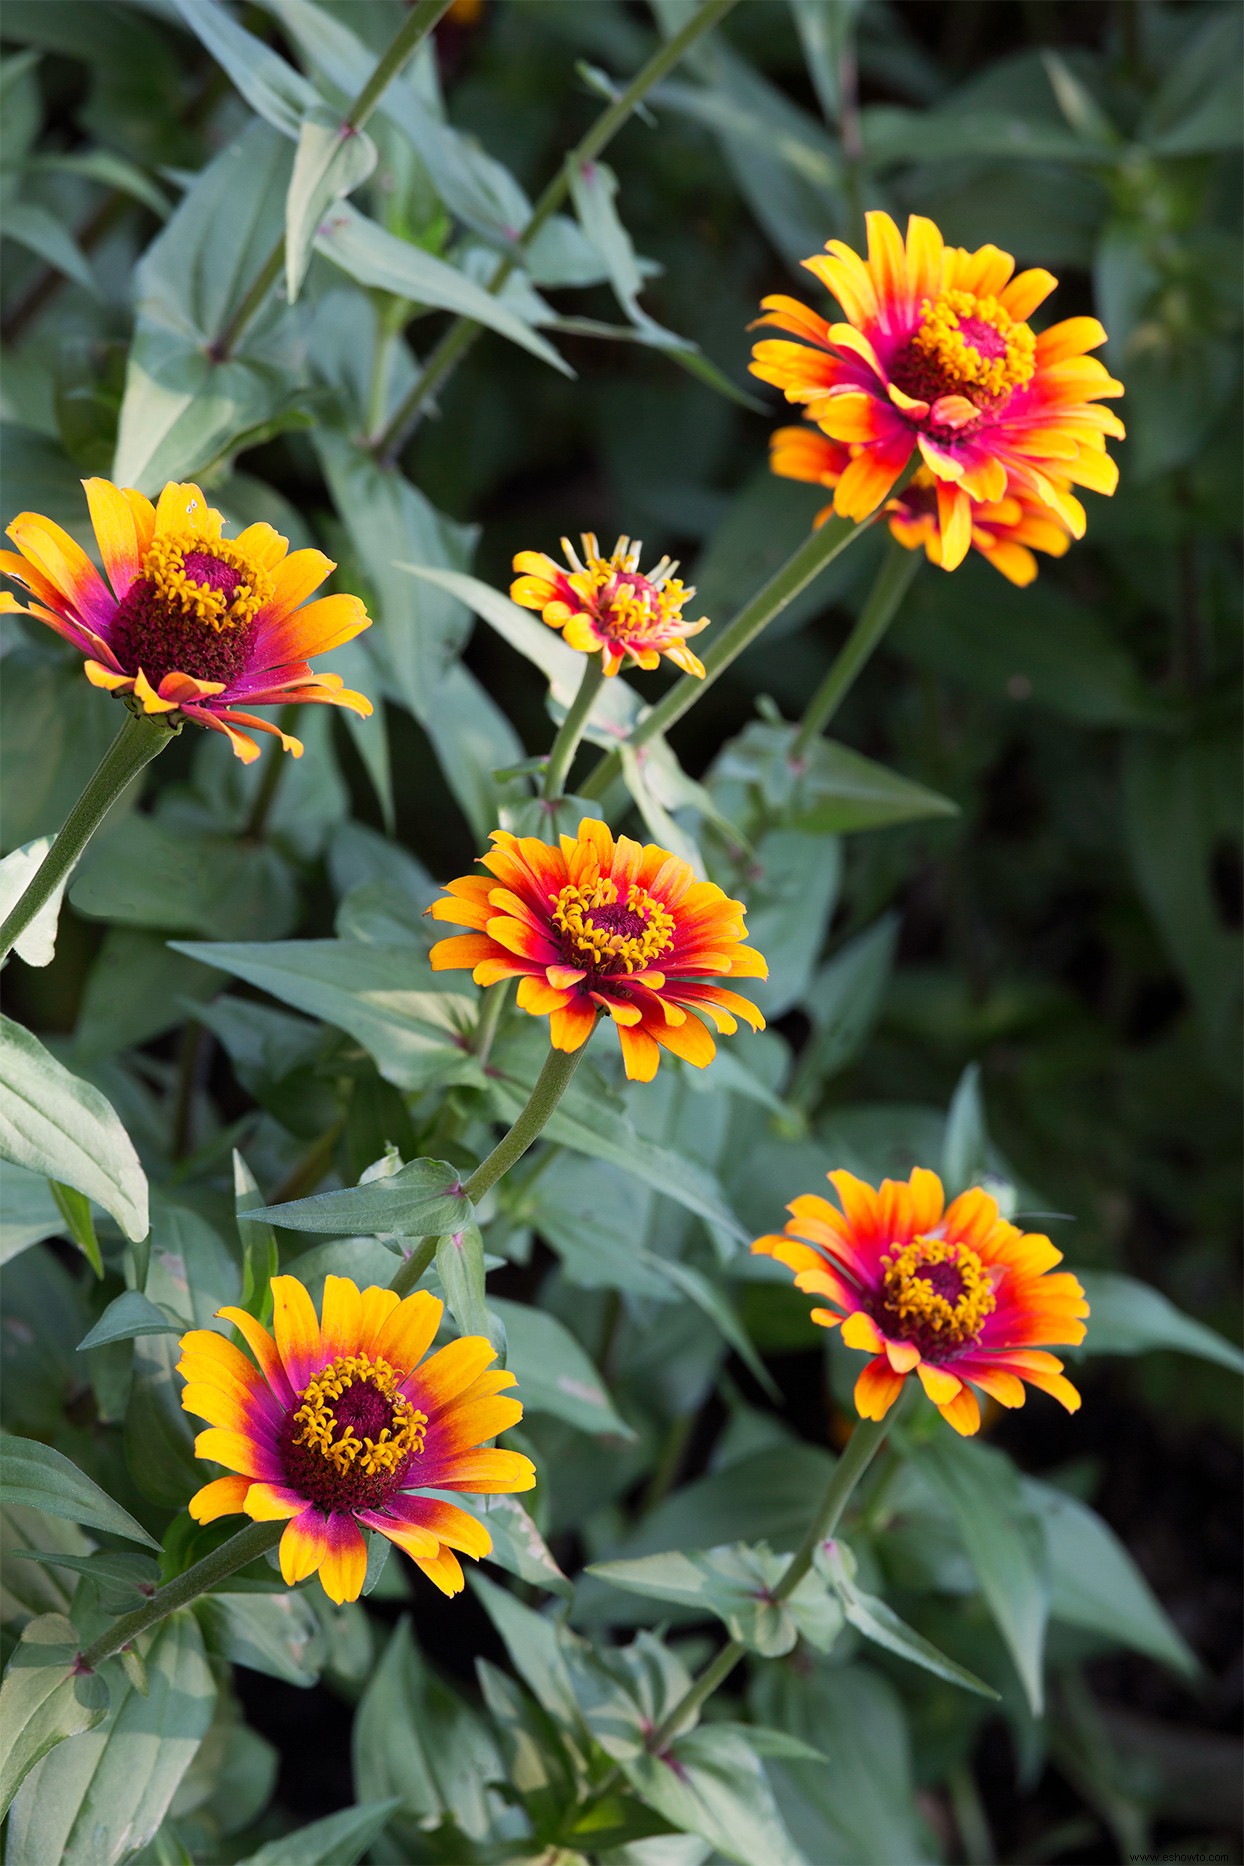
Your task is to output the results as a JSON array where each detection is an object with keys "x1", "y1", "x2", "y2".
[
  {"x1": 142, "y1": 531, "x2": 273, "y2": 633},
  {"x1": 879, "y1": 1237, "x2": 997, "y2": 1350},
  {"x1": 910, "y1": 291, "x2": 1036, "y2": 403},
  {"x1": 291, "y1": 1352, "x2": 427, "y2": 1479},
  {"x1": 551, "y1": 876, "x2": 675, "y2": 973},
  {"x1": 565, "y1": 533, "x2": 697, "y2": 641}
]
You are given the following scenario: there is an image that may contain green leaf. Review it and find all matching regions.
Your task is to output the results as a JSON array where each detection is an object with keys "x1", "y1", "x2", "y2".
[
  {"x1": 622, "y1": 1722, "x2": 805, "y2": 1866},
  {"x1": 490, "y1": 1298, "x2": 634, "y2": 1439},
  {"x1": 315, "y1": 433, "x2": 477, "y2": 724},
  {"x1": 49, "y1": 1183, "x2": 102, "y2": 1278},
  {"x1": 6, "y1": 1612, "x2": 217, "y2": 1866},
  {"x1": 0, "y1": 1435, "x2": 160, "y2": 1549},
  {"x1": 724, "y1": 827, "x2": 841, "y2": 1022},
  {"x1": 1022, "y1": 1479, "x2": 1199, "y2": 1677},
  {"x1": 29, "y1": 147, "x2": 171, "y2": 219},
  {"x1": 0, "y1": 1017, "x2": 148, "y2": 1243},
  {"x1": 791, "y1": 914, "x2": 898, "y2": 1101},
  {"x1": 814, "y1": 1539, "x2": 998, "y2": 1697},
  {"x1": 0, "y1": 1615, "x2": 110, "y2": 1820},
  {"x1": 941, "y1": 1061, "x2": 989, "y2": 1197},
  {"x1": 286, "y1": 111, "x2": 377, "y2": 301},
  {"x1": 253, "y1": 1156, "x2": 472, "y2": 1238},
  {"x1": 175, "y1": 0, "x2": 316, "y2": 138},
  {"x1": 1, "y1": 202, "x2": 97, "y2": 296},
  {"x1": 352, "y1": 1617, "x2": 502, "y2": 1835},
  {"x1": 1077, "y1": 1272, "x2": 1244, "y2": 1374},
  {"x1": 0, "y1": 1162, "x2": 61, "y2": 1266},
  {"x1": 171, "y1": 939, "x2": 480, "y2": 1094},
  {"x1": 568, "y1": 156, "x2": 683, "y2": 351},
  {"x1": 913, "y1": 1432, "x2": 1049, "y2": 1714},
  {"x1": 316, "y1": 203, "x2": 568, "y2": 370},
  {"x1": 197, "y1": 1589, "x2": 325, "y2": 1687},
  {"x1": 453, "y1": 1493, "x2": 571, "y2": 1600},
  {"x1": 76, "y1": 1291, "x2": 178, "y2": 1352},
  {"x1": 435, "y1": 1223, "x2": 490, "y2": 1339},
  {"x1": 71, "y1": 815, "x2": 298, "y2": 940},
  {"x1": 0, "y1": 838, "x2": 68, "y2": 968},
  {"x1": 588, "y1": 1542, "x2": 842, "y2": 1657},
  {"x1": 644, "y1": 1254, "x2": 777, "y2": 1399},
  {"x1": 235, "y1": 1152, "x2": 279, "y2": 1326},
  {"x1": 489, "y1": 1035, "x2": 747, "y2": 1244},
  {"x1": 752, "y1": 1660, "x2": 933, "y2": 1866},
  {"x1": 113, "y1": 121, "x2": 297, "y2": 491},
  {"x1": 238, "y1": 1801, "x2": 402, "y2": 1866}
]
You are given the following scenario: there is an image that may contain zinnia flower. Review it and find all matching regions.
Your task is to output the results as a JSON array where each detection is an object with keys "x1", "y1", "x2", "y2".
[
  {"x1": 1, "y1": 479, "x2": 372, "y2": 763},
  {"x1": 510, "y1": 533, "x2": 709, "y2": 677},
  {"x1": 180, "y1": 1275, "x2": 534, "y2": 1603},
  {"x1": 427, "y1": 816, "x2": 766, "y2": 1082},
  {"x1": 750, "y1": 212, "x2": 1123, "y2": 545},
  {"x1": 753, "y1": 1167, "x2": 1088, "y2": 1436},
  {"x1": 770, "y1": 425, "x2": 1072, "y2": 585}
]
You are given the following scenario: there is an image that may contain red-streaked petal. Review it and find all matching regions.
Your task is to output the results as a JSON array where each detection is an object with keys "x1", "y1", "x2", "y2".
[
  {"x1": 854, "y1": 1356, "x2": 906, "y2": 1420},
  {"x1": 244, "y1": 1482, "x2": 306, "y2": 1520},
  {"x1": 217, "y1": 1306, "x2": 295, "y2": 1405},
  {"x1": 318, "y1": 1512, "x2": 368, "y2": 1604},
  {"x1": 83, "y1": 477, "x2": 143, "y2": 599},
  {"x1": 280, "y1": 1508, "x2": 328, "y2": 1585}
]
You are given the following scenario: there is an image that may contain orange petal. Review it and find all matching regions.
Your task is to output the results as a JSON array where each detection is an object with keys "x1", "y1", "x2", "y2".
[
  {"x1": 188, "y1": 1475, "x2": 250, "y2": 1523},
  {"x1": 937, "y1": 1386, "x2": 982, "y2": 1435},
  {"x1": 412, "y1": 1544, "x2": 466, "y2": 1597},
  {"x1": 280, "y1": 1509, "x2": 328, "y2": 1585},
  {"x1": 83, "y1": 477, "x2": 143, "y2": 599},
  {"x1": 318, "y1": 1513, "x2": 368, "y2": 1605},
  {"x1": 854, "y1": 1355, "x2": 906, "y2": 1421},
  {"x1": 319, "y1": 1275, "x2": 363, "y2": 1363},
  {"x1": 372, "y1": 1289, "x2": 444, "y2": 1376},
  {"x1": 271, "y1": 1275, "x2": 323, "y2": 1390}
]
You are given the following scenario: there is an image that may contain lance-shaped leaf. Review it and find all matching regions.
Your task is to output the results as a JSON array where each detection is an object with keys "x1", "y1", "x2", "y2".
[
  {"x1": 814, "y1": 1539, "x2": 999, "y2": 1698},
  {"x1": 588, "y1": 1542, "x2": 842, "y2": 1657},
  {"x1": 0, "y1": 1016, "x2": 148, "y2": 1242},
  {"x1": 286, "y1": 111, "x2": 377, "y2": 300},
  {"x1": 0, "y1": 1436, "x2": 160, "y2": 1549},
  {"x1": 238, "y1": 1801, "x2": 402, "y2": 1866},
  {"x1": 0, "y1": 1615, "x2": 110, "y2": 1818},
  {"x1": 253, "y1": 1157, "x2": 472, "y2": 1239}
]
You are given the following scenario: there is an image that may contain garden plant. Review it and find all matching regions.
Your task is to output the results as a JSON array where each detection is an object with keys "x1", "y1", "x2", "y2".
[{"x1": 0, "y1": 1, "x2": 1240, "y2": 1862}]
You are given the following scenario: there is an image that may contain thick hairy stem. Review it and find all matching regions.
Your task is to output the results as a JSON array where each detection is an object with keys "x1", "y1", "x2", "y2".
[
  {"x1": 0, "y1": 710, "x2": 173, "y2": 963},
  {"x1": 80, "y1": 1521, "x2": 284, "y2": 1670}
]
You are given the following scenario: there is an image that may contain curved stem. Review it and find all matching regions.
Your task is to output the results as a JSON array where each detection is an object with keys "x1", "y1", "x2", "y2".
[
  {"x1": 463, "y1": 1042, "x2": 587, "y2": 1204},
  {"x1": 0, "y1": 710, "x2": 173, "y2": 964},
  {"x1": 387, "y1": 1038, "x2": 588, "y2": 1296},
  {"x1": 374, "y1": 0, "x2": 739, "y2": 460},
  {"x1": 345, "y1": 0, "x2": 452, "y2": 132},
  {"x1": 577, "y1": 509, "x2": 878, "y2": 804},
  {"x1": 790, "y1": 539, "x2": 920, "y2": 759},
  {"x1": 543, "y1": 658, "x2": 605, "y2": 799},
  {"x1": 80, "y1": 1520, "x2": 283, "y2": 1670},
  {"x1": 640, "y1": 1416, "x2": 891, "y2": 1754}
]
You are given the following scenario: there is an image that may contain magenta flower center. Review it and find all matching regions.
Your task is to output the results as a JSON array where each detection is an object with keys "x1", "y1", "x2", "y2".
[
  {"x1": 109, "y1": 530, "x2": 273, "y2": 690},
  {"x1": 278, "y1": 1353, "x2": 427, "y2": 1515}
]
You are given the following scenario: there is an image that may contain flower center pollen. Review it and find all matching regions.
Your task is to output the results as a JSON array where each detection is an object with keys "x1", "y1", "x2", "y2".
[
  {"x1": 279, "y1": 1352, "x2": 427, "y2": 1514},
  {"x1": 551, "y1": 876, "x2": 675, "y2": 974},
  {"x1": 109, "y1": 528, "x2": 274, "y2": 690},
  {"x1": 875, "y1": 1237, "x2": 997, "y2": 1362},
  {"x1": 891, "y1": 290, "x2": 1036, "y2": 415}
]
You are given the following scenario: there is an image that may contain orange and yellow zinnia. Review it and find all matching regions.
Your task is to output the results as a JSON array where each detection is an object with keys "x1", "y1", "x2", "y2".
[
  {"x1": 770, "y1": 425, "x2": 1072, "y2": 586},
  {"x1": 511, "y1": 533, "x2": 709, "y2": 678},
  {"x1": 753, "y1": 1167, "x2": 1088, "y2": 1436},
  {"x1": 180, "y1": 1275, "x2": 534, "y2": 1604},
  {"x1": 751, "y1": 212, "x2": 1123, "y2": 559},
  {"x1": 428, "y1": 816, "x2": 767, "y2": 1081},
  {"x1": 2, "y1": 479, "x2": 372, "y2": 762}
]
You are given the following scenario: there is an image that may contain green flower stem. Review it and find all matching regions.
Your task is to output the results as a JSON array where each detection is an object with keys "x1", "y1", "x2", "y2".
[
  {"x1": 789, "y1": 539, "x2": 920, "y2": 760},
  {"x1": 577, "y1": 507, "x2": 880, "y2": 803},
  {"x1": 211, "y1": 0, "x2": 452, "y2": 362},
  {"x1": 463, "y1": 1041, "x2": 586, "y2": 1204},
  {"x1": 388, "y1": 1039, "x2": 587, "y2": 1297},
  {"x1": 389, "y1": 1233, "x2": 440, "y2": 1298},
  {"x1": 640, "y1": 1416, "x2": 891, "y2": 1755},
  {"x1": 343, "y1": 0, "x2": 453, "y2": 132},
  {"x1": 374, "y1": 0, "x2": 739, "y2": 461},
  {"x1": 543, "y1": 657, "x2": 606, "y2": 799},
  {"x1": 242, "y1": 703, "x2": 301, "y2": 840},
  {"x1": 0, "y1": 710, "x2": 174, "y2": 964},
  {"x1": 79, "y1": 1520, "x2": 284, "y2": 1671}
]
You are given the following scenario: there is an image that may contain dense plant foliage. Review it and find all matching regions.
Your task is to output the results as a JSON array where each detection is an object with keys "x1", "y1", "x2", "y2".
[{"x1": 0, "y1": 2, "x2": 1240, "y2": 1863}]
